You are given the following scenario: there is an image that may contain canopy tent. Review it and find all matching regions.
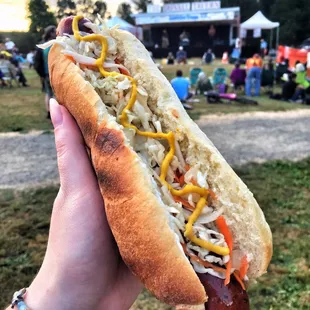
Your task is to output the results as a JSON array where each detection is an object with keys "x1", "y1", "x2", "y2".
[
  {"x1": 241, "y1": 11, "x2": 280, "y2": 51},
  {"x1": 106, "y1": 16, "x2": 143, "y2": 41}
]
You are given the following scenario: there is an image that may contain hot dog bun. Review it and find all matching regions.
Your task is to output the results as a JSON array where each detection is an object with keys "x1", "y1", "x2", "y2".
[{"x1": 49, "y1": 26, "x2": 272, "y2": 307}]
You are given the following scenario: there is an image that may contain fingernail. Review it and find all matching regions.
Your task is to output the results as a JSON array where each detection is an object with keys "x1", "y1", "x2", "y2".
[{"x1": 50, "y1": 99, "x2": 63, "y2": 128}]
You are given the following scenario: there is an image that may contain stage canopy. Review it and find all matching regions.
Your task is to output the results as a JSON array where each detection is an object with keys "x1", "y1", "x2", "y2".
[{"x1": 241, "y1": 11, "x2": 279, "y2": 30}]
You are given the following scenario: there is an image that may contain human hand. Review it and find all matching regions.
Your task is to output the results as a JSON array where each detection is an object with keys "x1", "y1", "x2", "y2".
[{"x1": 25, "y1": 99, "x2": 142, "y2": 310}]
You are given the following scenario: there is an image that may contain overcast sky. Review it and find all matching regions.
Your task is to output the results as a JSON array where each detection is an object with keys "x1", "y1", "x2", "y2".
[{"x1": 0, "y1": 0, "x2": 163, "y2": 31}]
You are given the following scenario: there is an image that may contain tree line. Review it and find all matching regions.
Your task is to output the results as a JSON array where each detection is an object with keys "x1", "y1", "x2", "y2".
[
  {"x1": 28, "y1": 0, "x2": 310, "y2": 46},
  {"x1": 28, "y1": 0, "x2": 150, "y2": 37}
]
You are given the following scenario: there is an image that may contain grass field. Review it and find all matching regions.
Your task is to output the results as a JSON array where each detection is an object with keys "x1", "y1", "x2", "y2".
[
  {"x1": 1, "y1": 158, "x2": 309, "y2": 309},
  {"x1": 0, "y1": 61, "x2": 309, "y2": 132}
]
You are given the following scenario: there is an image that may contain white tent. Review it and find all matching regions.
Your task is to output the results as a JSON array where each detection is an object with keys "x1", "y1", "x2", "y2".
[
  {"x1": 106, "y1": 16, "x2": 143, "y2": 41},
  {"x1": 241, "y1": 11, "x2": 280, "y2": 50}
]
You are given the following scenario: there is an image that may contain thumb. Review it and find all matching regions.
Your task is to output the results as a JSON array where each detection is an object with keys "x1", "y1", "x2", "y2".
[{"x1": 50, "y1": 99, "x2": 98, "y2": 196}]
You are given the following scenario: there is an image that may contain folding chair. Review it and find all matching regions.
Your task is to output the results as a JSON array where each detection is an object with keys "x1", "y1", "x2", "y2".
[{"x1": 0, "y1": 65, "x2": 19, "y2": 88}]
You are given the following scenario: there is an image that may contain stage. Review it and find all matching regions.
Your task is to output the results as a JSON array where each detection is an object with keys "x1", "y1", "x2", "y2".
[{"x1": 133, "y1": 2, "x2": 240, "y2": 58}]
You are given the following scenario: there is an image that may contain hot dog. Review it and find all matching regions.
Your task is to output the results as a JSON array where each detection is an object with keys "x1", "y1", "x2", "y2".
[{"x1": 44, "y1": 15, "x2": 272, "y2": 308}]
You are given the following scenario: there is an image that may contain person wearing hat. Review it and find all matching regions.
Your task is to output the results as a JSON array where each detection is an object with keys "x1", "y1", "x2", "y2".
[{"x1": 176, "y1": 46, "x2": 187, "y2": 64}]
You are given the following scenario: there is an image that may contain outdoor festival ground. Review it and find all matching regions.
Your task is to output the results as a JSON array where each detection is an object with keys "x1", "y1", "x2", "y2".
[{"x1": 0, "y1": 61, "x2": 310, "y2": 309}]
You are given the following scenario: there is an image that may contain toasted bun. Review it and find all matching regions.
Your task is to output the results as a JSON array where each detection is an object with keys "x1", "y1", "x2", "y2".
[{"x1": 49, "y1": 27, "x2": 272, "y2": 306}]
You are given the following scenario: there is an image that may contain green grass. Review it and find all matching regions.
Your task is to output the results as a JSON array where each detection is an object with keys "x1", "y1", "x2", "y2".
[
  {"x1": 1, "y1": 159, "x2": 310, "y2": 309},
  {"x1": 0, "y1": 69, "x2": 52, "y2": 132},
  {"x1": 0, "y1": 61, "x2": 309, "y2": 133}
]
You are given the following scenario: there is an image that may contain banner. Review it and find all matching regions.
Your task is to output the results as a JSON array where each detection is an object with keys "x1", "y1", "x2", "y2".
[
  {"x1": 253, "y1": 28, "x2": 261, "y2": 38},
  {"x1": 163, "y1": 3, "x2": 191, "y2": 13},
  {"x1": 191, "y1": 1, "x2": 221, "y2": 11},
  {"x1": 136, "y1": 11, "x2": 235, "y2": 25},
  {"x1": 240, "y1": 28, "x2": 247, "y2": 38},
  {"x1": 147, "y1": 4, "x2": 161, "y2": 13}
]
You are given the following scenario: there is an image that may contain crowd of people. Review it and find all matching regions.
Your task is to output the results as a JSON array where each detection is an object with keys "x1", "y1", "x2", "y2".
[
  {"x1": 0, "y1": 25, "x2": 56, "y2": 118},
  {"x1": 0, "y1": 38, "x2": 30, "y2": 87},
  {"x1": 169, "y1": 51, "x2": 310, "y2": 108},
  {"x1": 2, "y1": 29, "x2": 310, "y2": 119}
]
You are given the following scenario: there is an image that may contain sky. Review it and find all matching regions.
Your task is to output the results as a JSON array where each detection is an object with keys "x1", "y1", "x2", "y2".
[{"x1": 0, "y1": 0, "x2": 163, "y2": 32}]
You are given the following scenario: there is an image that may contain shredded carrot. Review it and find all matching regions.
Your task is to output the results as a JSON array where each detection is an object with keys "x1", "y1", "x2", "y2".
[
  {"x1": 233, "y1": 271, "x2": 246, "y2": 291},
  {"x1": 174, "y1": 171, "x2": 185, "y2": 186},
  {"x1": 216, "y1": 216, "x2": 233, "y2": 286},
  {"x1": 172, "y1": 109, "x2": 179, "y2": 118},
  {"x1": 115, "y1": 58, "x2": 131, "y2": 76},
  {"x1": 190, "y1": 177, "x2": 198, "y2": 185},
  {"x1": 173, "y1": 196, "x2": 195, "y2": 211},
  {"x1": 239, "y1": 255, "x2": 249, "y2": 280},
  {"x1": 181, "y1": 243, "x2": 226, "y2": 274},
  {"x1": 65, "y1": 55, "x2": 75, "y2": 62},
  {"x1": 185, "y1": 164, "x2": 190, "y2": 171},
  {"x1": 179, "y1": 174, "x2": 185, "y2": 186},
  {"x1": 80, "y1": 64, "x2": 98, "y2": 71},
  {"x1": 208, "y1": 190, "x2": 217, "y2": 201}
]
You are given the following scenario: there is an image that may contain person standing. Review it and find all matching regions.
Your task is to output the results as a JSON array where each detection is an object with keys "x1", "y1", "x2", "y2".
[
  {"x1": 260, "y1": 38, "x2": 268, "y2": 58},
  {"x1": 245, "y1": 54, "x2": 263, "y2": 97},
  {"x1": 27, "y1": 50, "x2": 35, "y2": 69},
  {"x1": 161, "y1": 29, "x2": 169, "y2": 48},
  {"x1": 5, "y1": 38, "x2": 15, "y2": 52},
  {"x1": 34, "y1": 25, "x2": 56, "y2": 119}
]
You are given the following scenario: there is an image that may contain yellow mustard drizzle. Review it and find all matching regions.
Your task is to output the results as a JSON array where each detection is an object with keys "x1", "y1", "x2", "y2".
[{"x1": 72, "y1": 16, "x2": 229, "y2": 257}]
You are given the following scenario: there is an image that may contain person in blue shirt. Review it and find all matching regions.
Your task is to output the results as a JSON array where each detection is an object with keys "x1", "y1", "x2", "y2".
[
  {"x1": 171, "y1": 70, "x2": 192, "y2": 102},
  {"x1": 260, "y1": 38, "x2": 268, "y2": 57}
]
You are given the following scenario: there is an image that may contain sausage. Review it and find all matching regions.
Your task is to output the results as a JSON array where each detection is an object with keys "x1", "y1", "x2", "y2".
[
  {"x1": 56, "y1": 16, "x2": 93, "y2": 36},
  {"x1": 198, "y1": 273, "x2": 250, "y2": 310}
]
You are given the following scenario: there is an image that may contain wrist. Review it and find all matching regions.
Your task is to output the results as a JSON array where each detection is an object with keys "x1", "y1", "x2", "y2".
[{"x1": 24, "y1": 260, "x2": 102, "y2": 310}]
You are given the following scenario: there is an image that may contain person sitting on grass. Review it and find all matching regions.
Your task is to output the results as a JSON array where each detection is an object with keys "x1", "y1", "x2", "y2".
[
  {"x1": 0, "y1": 68, "x2": 7, "y2": 87},
  {"x1": 171, "y1": 70, "x2": 193, "y2": 106},
  {"x1": 261, "y1": 63, "x2": 275, "y2": 91},
  {"x1": 281, "y1": 73, "x2": 297, "y2": 101},
  {"x1": 176, "y1": 46, "x2": 187, "y2": 64},
  {"x1": 290, "y1": 63, "x2": 310, "y2": 103},
  {"x1": 167, "y1": 52, "x2": 175, "y2": 65},
  {"x1": 0, "y1": 54, "x2": 28, "y2": 87},
  {"x1": 230, "y1": 62, "x2": 246, "y2": 90},
  {"x1": 196, "y1": 72, "x2": 213, "y2": 95},
  {"x1": 202, "y1": 49, "x2": 213, "y2": 65}
]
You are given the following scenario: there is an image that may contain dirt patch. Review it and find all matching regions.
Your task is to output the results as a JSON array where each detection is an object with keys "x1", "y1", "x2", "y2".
[{"x1": 1, "y1": 110, "x2": 310, "y2": 188}]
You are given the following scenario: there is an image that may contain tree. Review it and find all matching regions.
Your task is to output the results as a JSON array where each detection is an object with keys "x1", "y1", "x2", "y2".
[
  {"x1": 132, "y1": 0, "x2": 152, "y2": 13},
  {"x1": 28, "y1": 0, "x2": 57, "y2": 35},
  {"x1": 56, "y1": 0, "x2": 76, "y2": 21},
  {"x1": 117, "y1": 2, "x2": 135, "y2": 25},
  {"x1": 93, "y1": 1, "x2": 107, "y2": 18},
  {"x1": 270, "y1": 0, "x2": 310, "y2": 46},
  {"x1": 76, "y1": 0, "x2": 107, "y2": 22},
  {"x1": 221, "y1": 0, "x2": 259, "y2": 22}
]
